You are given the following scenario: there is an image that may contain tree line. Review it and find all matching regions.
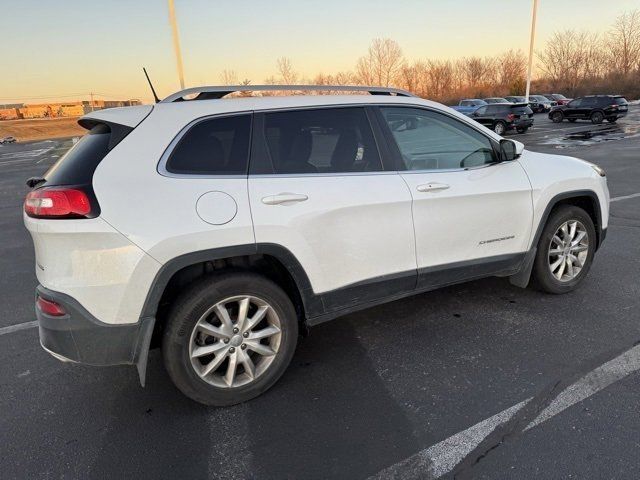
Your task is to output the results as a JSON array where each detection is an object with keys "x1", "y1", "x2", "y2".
[{"x1": 221, "y1": 10, "x2": 640, "y2": 102}]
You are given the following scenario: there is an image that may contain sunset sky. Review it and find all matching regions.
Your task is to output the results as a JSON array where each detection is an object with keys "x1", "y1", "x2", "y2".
[{"x1": 2, "y1": 0, "x2": 637, "y2": 104}]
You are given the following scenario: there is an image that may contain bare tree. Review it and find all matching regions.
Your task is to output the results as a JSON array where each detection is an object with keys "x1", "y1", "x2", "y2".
[
  {"x1": 497, "y1": 50, "x2": 526, "y2": 87},
  {"x1": 276, "y1": 57, "x2": 298, "y2": 84},
  {"x1": 356, "y1": 38, "x2": 404, "y2": 86},
  {"x1": 538, "y1": 30, "x2": 606, "y2": 93},
  {"x1": 220, "y1": 70, "x2": 239, "y2": 85},
  {"x1": 607, "y1": 9, "x2": 640, "y2": 74}
]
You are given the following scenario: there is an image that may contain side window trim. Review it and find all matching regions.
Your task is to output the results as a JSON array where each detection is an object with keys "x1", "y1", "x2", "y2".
[
  {"x1": 373, "y1": 105, "x2": 501, "y2": 173},
  {"x1": 157, "y1": 111, "x2": 253, "y2": 179},
  {"x1": 248, "y1": 105, "x2": 390, "y2": 177}
]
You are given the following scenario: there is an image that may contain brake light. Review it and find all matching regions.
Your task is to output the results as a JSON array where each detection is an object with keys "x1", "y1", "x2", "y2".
[
  {"x1": 507, "y1": 113, "x2": 515, "y2": 121},
  {"x1": 37, "y1": 296, "x2": 66, "y2": 316},
  {"x1": 24, "y1": 187, "x2": 91, "y2": 218}
]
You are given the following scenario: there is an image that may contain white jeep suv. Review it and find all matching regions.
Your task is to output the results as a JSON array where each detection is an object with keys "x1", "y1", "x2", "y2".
[{"x1": 24, "y1": 85, "x2": 609, "y2": 406}]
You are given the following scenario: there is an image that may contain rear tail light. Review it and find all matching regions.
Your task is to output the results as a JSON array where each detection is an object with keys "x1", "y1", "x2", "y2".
[
  {"x1": 610, "y1": 104, "x2": 618, "y2": 109},
  {"x1": 37, "y1": 296, "x2": 66, "y2": 316},
  {"x1": 24, "y1": 187, "x2": 92, "y2": 219},
  {"x1": 507, "y1": 114, "x2": 515, "y2": 121}
]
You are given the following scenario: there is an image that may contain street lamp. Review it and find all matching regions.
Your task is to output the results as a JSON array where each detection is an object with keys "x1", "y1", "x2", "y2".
[
  {"x1": 525, "y1": 0, "x2": 539, "y2": 102},
  {"x1": 168, "y1": 0, "x2": 186, "y2": 89}
]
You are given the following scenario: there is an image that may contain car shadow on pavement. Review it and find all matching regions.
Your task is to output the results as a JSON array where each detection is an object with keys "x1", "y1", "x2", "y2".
[{"x1": 243, "y1": 320, "x2": 423, "y2": 480}]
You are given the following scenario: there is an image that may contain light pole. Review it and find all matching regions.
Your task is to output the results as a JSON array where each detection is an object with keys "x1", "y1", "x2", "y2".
[
  {"x1": 168, "y1": 0, "x2": 186, "y2": 89},
  {"x1": 525, "y1": 0, "x2": 539, "y2": 101}
]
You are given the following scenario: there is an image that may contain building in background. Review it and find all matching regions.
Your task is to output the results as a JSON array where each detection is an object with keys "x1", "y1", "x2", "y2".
[{"x1": 0, "y1": 99, "x2": 142, "y2": 120}]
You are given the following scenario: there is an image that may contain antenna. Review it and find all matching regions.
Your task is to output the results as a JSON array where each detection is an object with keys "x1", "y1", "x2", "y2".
[{"x1": 143, "y1": 67, "x2": 160, "y2": 104}]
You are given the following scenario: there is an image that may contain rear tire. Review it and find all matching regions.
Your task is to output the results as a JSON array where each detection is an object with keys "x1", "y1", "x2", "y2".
[
  {"x1": 493, "y1": 121, "x2": 506, "y2": 135},
  {"x1": 531, "y1": 205, "x2": 596, "y2": 294},
  {"x1": 162, "y1": 272, "x2": 298, "y2": 406},
  {"x1": 590, "y1": 111, "x2": 604, "y2": 124},
  {"x1": 551, "y1": 111, "x2": 564, "y2": 123}
]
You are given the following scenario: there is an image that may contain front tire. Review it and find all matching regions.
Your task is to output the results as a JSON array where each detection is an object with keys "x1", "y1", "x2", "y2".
[
  {"x1": 162, "y1": 273, "x2": 298, "y2": 406},
  {"x1": 531, "y1": 205, "x2": 596, "y2": 294}
]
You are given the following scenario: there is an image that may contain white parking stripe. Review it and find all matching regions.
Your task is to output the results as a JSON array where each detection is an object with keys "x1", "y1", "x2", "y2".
[
  {"x1": 370, "y1": 400, "x2": 529, "y2": 480},
  {"x1": 527, "y1": 343, "x2": 640, "y2": 429},
  {"x1": 370, "y1": 342, "x2": 640, "y2": 479},
  {"x1": 610, "y1": 192, "x2": 640, "y2": 202},
  {"x1": 0, "y1": 321, "x2": 38, "y2": 336}
]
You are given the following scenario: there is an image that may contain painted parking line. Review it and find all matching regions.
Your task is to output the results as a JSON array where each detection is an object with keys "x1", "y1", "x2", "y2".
[
  {"x1": 0, "y1": 321, "x2": 38, "y2": 336},
  {"x1": 371, "y1": 400, "x2": 530, "y2": 480},
  {"x1": 370, "y1": 343, "x2": 640, "y2": 479},
  {"x1": 610, "y1": 192, "x2": 640, "y2": 202}
]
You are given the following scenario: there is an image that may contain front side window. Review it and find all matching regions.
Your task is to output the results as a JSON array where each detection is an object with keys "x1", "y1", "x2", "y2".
[
  {"x1": 165, "y1": 114, "x2": 251, "y2": 175},
  {"x1": 568, "y1": 99, "x2": 583, "y2": 108},
  {"x1": 262, "y1": 107, "x2": 382, "y2": 174},
  {"x1": 380, "y1": 107, "x2": 497, "y2": 170}
]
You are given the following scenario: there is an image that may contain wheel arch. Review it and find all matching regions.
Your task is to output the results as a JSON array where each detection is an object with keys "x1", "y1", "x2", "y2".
[
  {"x1": 142, "y1": 244, "x2": 323, "y2": 346},
  {"x1": 510, "y1": 189, "x2": 603, "y2": 288}
]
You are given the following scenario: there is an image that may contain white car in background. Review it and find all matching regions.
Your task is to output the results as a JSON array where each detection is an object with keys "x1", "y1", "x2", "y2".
[{"x1": 24, "y1": 85, "x2": 609, "y2": 406}]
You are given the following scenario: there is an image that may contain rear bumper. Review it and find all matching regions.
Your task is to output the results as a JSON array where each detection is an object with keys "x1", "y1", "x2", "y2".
[
  {"x1": 36, "y1": 285, "x2": 154, "y2": 368},
  {"x1": 509, "y1": 119, "x2": 534, "y2": 130}
]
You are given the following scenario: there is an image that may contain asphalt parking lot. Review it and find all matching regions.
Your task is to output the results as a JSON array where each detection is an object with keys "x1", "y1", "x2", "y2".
[{"x1": 1, "y1": 107, "x2": 639, "y2": 479}]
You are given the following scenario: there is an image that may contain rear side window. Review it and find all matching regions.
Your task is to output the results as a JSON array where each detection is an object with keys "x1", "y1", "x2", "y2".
[
  {"x1": 44, "y1": 124, "x2": 111, "y2": 186},
  {"x1": 165, "y1": 115, "x2": 251, "y2": 175},
  {"x1": 261, "y1": 108, "x2": 382, "y2": 174}
]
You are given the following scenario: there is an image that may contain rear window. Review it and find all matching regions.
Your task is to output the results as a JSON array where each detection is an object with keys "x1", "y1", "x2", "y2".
[
  {"x1": 510, "y1": 105, "x2": 533, "y2": 115},
  {"x1": 44, "y1": 124, "x2": 111, "y2": 186},
  {"x1": 165, "y1": 115, "x2": 251, "y2": 175}
]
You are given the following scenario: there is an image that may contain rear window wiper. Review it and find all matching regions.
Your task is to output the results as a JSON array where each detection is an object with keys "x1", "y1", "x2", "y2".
[{"x1": 26, "y1": 177, "x2": 46, "y2": 188}]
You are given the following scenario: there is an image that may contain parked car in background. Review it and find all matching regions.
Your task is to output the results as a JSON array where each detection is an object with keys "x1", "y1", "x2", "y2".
[
  {"x1": 0, "y1": 136, "x2": 16, "y2": 144},
  {"x1": 470, "y1": 103, "x2": 534, "y2": 134},
  {"x1": 450, "y1": 99, "x2": 487, "y2": 116},
  {"x1": 483, "y1": 97, "x2": 511, "y2": 104},
  {"x1": 549, "y1": 95, "x2": 628, "y2": 124},
  {"x1": 504, "y1": 96, "x2": 527, "y2": 104},
  {"x1": 536, "y1": 95, "x2": 558, "y2": 109},
  {"x1": 543, "y1": 93, "x2": 571, "y2": 105},
  {"x1": 528, "y1": 95, "x2": 554, "y2": 113}
]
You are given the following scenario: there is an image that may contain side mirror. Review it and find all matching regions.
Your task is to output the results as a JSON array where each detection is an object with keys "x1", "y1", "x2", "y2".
[{"x1": 499, "y1": 139, "x2": 520, "y2": 161}]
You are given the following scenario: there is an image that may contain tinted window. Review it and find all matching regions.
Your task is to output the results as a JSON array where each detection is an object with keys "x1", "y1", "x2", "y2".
[
  {"x1": 615, "y1": 97, "x2": 628, "y2": 105},
  {"x1": 486, "y1": 105, "x2": 501, "y2": 114},
  {"x1": 380, "y1": 107, "x2": 497, "y2": 170},
  {"x1": 569, "y1": 99, "x2": 583, "y2": 107},
  {"x1": 166, "y1": 115, "x2": 251, "y2": 175},
  {"x1": 262, "y1": 108, "x2": 381, "y2": 174},
  {"x1": 582, "y1": 98, "x2": 598, "y2": 107},
  {"x1": 511, "y1": 105, "x2": 533, "y2": 115},
  {"x1": 44, "y1": 124, "x2": 111, "y2": 186},
  {"x1": 475, "y1": 106, "x2": 488, "y2": 115}
]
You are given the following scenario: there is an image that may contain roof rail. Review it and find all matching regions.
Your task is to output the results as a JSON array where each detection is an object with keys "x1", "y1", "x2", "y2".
[{"x1": 160, "y1": 85, "x2": 416, "y2": 103}]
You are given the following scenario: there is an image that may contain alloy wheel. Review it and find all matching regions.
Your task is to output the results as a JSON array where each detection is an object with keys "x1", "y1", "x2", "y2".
[
  {"x1": 189, "y1": 295, "x2": 282, "y2": 388},
  {"x1": 547, "y1": 220, "x2": 589, "y2": 282}
]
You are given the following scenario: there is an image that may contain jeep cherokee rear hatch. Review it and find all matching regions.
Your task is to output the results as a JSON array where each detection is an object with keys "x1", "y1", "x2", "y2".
[
  {"x1": 25, "y1": 105, "x2": 152, "y2": 219},
  {"x1": 24, "y1": 105, "x2": 159, "y2": 329}
]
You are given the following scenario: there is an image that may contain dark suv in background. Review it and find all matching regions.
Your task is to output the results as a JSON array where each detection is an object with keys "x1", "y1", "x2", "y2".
[
  {"x1": 549, "y1": 95, "x2": 628, "y2": 124},
  {"x1": 470, "y1": 103, "x2": 534, "y2": 134}
]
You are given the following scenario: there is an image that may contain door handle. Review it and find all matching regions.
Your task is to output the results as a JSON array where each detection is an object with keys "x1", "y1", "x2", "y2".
[
  {"x1": 416, "y1": 182, "x2": 450, "y2": 192},
  {"x1": 261, "y1": 193, "x2": 309, "y2": 205}
]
